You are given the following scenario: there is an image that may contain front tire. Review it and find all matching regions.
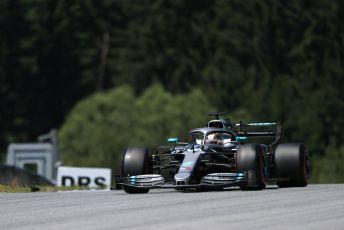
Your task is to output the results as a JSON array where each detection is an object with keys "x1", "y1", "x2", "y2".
[
  {"x1": 237, "y1": 144, "x2": 267, "y2": 190},
  {"x1": 275, "y1": 143, "x2": 310, "y2": 187},
  {"x1": 121, "y1": 147, "x2": 152, "y2": 193}
]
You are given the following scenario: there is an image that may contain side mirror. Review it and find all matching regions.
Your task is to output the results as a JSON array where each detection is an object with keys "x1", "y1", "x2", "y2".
[{"x1": 167, "y1": 137, "x2": 179, "y2": 143}]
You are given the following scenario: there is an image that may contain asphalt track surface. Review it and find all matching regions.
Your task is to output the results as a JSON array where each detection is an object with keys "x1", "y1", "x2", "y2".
[{"x1": 0, "y1": 184, "x2": 343, "y2": 230}]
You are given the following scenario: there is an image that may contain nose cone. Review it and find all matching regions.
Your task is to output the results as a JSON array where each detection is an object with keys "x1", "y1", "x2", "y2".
[{"x1": 174, "y1": 172, "x2": 191, "y2": 184}]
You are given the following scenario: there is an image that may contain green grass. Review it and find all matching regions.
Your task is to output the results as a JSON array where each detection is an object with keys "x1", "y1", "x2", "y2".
[{"x1": 0, "y1": 184, "x2": 90, "y2": 193}]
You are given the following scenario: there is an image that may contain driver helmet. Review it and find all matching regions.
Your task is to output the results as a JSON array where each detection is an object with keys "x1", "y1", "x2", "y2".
[{"x1": 205, "y1": 133, "x2": 223, "y2": 145}]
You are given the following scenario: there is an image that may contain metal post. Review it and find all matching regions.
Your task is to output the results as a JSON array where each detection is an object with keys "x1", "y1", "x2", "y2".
[{"x1": 38, "y1": 129, "x2": 62, "y2": 180}]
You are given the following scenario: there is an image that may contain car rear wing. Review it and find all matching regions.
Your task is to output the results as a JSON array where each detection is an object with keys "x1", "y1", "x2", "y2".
[{"x1": 234, "y1": 122, "x2": 282, "y2": 150}]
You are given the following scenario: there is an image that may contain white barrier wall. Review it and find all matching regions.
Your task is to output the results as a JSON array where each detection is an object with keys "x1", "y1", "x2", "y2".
[
  {"x1": 57, "y1": 166, "x2": 112, "y2": 188},
  {"x1": 7, "y1": 143, "x2": 54, "y2": 181}
]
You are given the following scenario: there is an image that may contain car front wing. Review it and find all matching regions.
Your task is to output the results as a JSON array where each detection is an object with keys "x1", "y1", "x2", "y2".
[{"x1": 116, "y1": 172, "x2": 246, "y2": 190}]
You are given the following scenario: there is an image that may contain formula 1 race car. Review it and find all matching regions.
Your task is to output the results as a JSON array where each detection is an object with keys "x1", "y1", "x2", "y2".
[{"x1": 117, "y1": 112, "x2": 311, "y2": 193}]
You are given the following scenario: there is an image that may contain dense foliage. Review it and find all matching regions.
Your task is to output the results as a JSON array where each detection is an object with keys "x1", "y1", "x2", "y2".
[
  {"x1": 1, "y1": 0, "x2": 343, "y2": 181},
  {"x1": 59, "y1": 84, "x2": 214, "y2": 169}
]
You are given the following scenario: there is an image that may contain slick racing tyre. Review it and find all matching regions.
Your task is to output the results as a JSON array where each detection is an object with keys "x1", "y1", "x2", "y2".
[
  {"x1": 121, "y1": 147, "x2": 152, "y2": 194},
  {"x1": 274, "y1": 143, "x2": 310, "y2": 187},
  {"x1": 237, "y1": 144, "x2": 267, "y2": 190}
]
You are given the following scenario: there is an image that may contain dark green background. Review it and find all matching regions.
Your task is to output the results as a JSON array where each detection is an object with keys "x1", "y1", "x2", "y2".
[{"x1": 1, "y1": 0, "x2": 343, "y2": 182}]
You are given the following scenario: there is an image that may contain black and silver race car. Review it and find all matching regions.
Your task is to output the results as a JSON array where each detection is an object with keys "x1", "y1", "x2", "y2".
[{"x1": 117, "y1": 112, "x2": 310, "y2": 193}]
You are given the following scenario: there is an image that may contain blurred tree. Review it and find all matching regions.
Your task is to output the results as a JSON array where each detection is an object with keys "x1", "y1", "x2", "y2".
[
  {"x1": 311, "y1": 144, "x2": 344, "y2": 183},
  {"x1": 58, "y1": 85, "x2": 135, "y2": 168},
  {"x1": 59, "y1": 84, "x2": 214, "y2": 170},
  {"x1": 0, "y1": 0, "x2": 126, "y2": 153}
]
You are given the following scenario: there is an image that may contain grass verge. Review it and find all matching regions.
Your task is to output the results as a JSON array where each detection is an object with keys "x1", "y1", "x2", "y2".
[{"x1": 0, "y1": 184, "x2": 90, "y2": 193}]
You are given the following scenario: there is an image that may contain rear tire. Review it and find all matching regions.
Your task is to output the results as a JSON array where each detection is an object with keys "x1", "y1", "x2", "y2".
[
  {"x1": 237, "y1": 144, "x2": 267, "y2": 190},
  {"x1": 275, "y1": 143, "x2": 310, "y2": 187},
  {"x1": 121, "y1": 147, "x2": 152, "y2": 193}
]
